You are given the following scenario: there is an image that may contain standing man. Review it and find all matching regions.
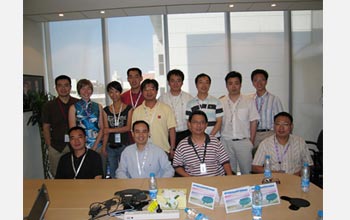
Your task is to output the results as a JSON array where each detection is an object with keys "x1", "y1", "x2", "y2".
[
  {"x1": 55, "y1": 126, "x2": 103, "y2": 179},
  {"x1": 250, "y1": 69, "x2": 283, "y2": 150},
  {"x1": 173, "y1": 110, "x2": 232, "y2": 177},
  {"x1": 132, "y1": 79, "x2": 177, "y2": 158},
  {"x1": 186, "y1": 73, "x2": 223, "y2": 138},
  {"x1": 42, "y1": 75, "x2": 79, "y2": 178},
  {"x1": 220, "y1": 71, "x2": 260, "y2": 174},
  {"x1": 159, "y1": 69, "x2": 193, "y2": 147},
  {"x1": 116, "y1": 120, "x2": 174, "y2": 178},
  {"x1": 252, "y1": 112, "x2": 313, "y2": 175},
  {"x1": 121, "y1": 67, "x2": 144, "y2": 109}
]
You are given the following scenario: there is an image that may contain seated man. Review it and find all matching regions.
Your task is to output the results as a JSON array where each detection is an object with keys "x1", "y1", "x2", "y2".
[
  {"x1": 55, "y1": 126, "x2": 103, "y2": 179},
  {"x1": 252, "y1": 112, "x2": 314, "y2": 176},
  {"x1": 116, "y1": 120, "x2": 175, "y2": 178},
  {"x1": 173, "y1": 110, "x2": 233, "y2": 177}
]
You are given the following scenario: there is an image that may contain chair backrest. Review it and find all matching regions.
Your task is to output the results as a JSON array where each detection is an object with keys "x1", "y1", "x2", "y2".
[{"x1": 26, "y1": 183, "x2": 50, "y2": 220}]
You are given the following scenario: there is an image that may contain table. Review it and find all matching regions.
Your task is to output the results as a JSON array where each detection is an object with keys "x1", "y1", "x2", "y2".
[{"x1": 23, "y1": 173, "x2": 322, "y2": 220}]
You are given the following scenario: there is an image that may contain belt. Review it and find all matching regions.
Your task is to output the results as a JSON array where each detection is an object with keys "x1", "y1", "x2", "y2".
[
  {"x1": 232, "y1": 138, "x2": 247, "y2": 141},
  {"x1": 257, "y1": 129, "x2": 270, "y2": 132}
]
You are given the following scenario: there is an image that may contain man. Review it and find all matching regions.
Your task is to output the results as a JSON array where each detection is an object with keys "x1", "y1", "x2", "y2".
[
  {"x1": 42, "y1": 75, "x2": 79, "y2": 178},
  {"x1": 158, "y1": 69, "x2": 193, "y2": 146},
  {"x1": 220, "y1": 71, "x2": 260, "y2": 174},
  {"x1": 186, "y1": 73, "x2": 223, "y2": 138},
  {"x1": 132, "y1": 79, "x2": 177, "y2": 158},
  {"x1": 173, "y1": 110, "x2": 232, "y2": 177},
  {"x1": 121, "y1": 67, "x2": 144, "y2": 109},
  {"x1": 116, "y1": 120, "x2": 174, "y2": 178},
  {"x1": 250, "y1": 69, "x2": 283, "y2": 150},
  {"x1": 55, "y1": 126, "x2": 103, "y2": 179},
  {"x1": 252, "y1": 112, "x2": 314, "y2": 175}
]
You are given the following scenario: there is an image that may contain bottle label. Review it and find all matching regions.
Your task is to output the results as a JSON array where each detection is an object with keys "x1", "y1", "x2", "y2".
[
  {"x1": 252, "y1": 205, "x2": 262, "y2": 217},
  {"x1": 264, "y1": 170, "x2": 272, "y2": 178},
  {"x1": 301, "y1": 178, "x2": 310, "y2": 188},
  {"x1": 149, "y1": 189, "x2": 158, "y2": 200}
]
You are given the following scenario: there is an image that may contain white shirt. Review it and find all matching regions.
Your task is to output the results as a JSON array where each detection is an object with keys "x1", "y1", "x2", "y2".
[{"x1": 220, "y1": 94, "x2": 260, "y2": 139}]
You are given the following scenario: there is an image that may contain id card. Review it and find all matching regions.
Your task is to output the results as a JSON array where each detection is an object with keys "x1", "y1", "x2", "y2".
[
  {"x1": 114, "y1": 133, "x2": 121, "y2": 143},
  {"x1": 64, "y1": 134, "x2": 69, "y2": 142},
  {"x1": 200, "y1": 163, "x2": 207, "y2": 174}
]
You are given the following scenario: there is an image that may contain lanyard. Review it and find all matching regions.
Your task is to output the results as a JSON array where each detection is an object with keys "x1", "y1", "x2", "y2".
[
  {"x1": 196, "y1": 98, "x2": 207, "y2": 111},
  {"x1": 57, "y1": 98, "x2": 68, "y2": 121},
  {"x1": 136, "y1": 145, "x2": 148, "y2": 176},
  {"x1": 143, "y1": 102, "x2": 159, "y2": 126},
  {"x1": 190, "y1": 137, "x2": 208, "y2": 163},
  {"x1": 130, "y1": 90, "x2": 142, "y2": 109},
  {"x1": 111, "y1": 103, "x2": 123, "y2": 127},
  {"x1": 71, "y1": 149, "x2": 88, "y2": 179},
  {"x1": 227, "y1": 96, "x2": 240, "y2": 123},
  {"x1": 273, "y1": 136, "x2": 290, "y2": 165}
]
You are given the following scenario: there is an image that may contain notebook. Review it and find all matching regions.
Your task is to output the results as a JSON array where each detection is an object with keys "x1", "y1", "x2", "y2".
[{"x1": 24, "y1": 183, "x2": 50, "y2": 220}]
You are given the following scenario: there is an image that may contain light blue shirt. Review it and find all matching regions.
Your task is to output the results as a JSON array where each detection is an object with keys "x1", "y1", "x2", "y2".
[{"x1": 116, "y1": 143, "x2": 174, "y2": 178}]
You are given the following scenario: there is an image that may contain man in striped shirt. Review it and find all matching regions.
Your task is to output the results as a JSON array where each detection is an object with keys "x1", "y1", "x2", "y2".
[{"x1": 173, "y1": 110, "x2": 232, "y2": 177}]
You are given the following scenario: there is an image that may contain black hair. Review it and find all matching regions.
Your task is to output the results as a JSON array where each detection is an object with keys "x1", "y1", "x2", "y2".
[
  {"x1": 195, "y1": 73, "x2": 211, "y2": 85},
  {"x1": 106, "y1": 81, "x2": 123, "y2": 93},
  {"x1": 167, "y1": 69, "x2": 184, "y2": 81},
  {"x1": 225, "y1": 71, "x2": 242, "y2": 84},
  {"x1": 127, "y1": 67, "x2": 142, "y2": 77},
  {"x1": 141, "y1": 79, "x2": 159, "y2": 91},
  {"x1": 55, "y1": 75, "x2": 72, "y2": 86},
  {"x1": 274, "y1": 111, "x2": 293, "y2": 123},
  {"x1": 189, "y1": 110, "x2": 208, "y2": 123},
  {"x1": 251, "y1": 69, "x2": 269, "y2": 82},
  {"x1": 132, "y1": 120, "x2": 150, "y2": 131},
  {"x1": 68, "y1": 126, "x2": 86, "y2": 136}
]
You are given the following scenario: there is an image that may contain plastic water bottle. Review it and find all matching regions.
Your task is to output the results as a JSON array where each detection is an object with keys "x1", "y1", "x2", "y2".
[
  {"x1": 105, "y1": 165, "x2": 111, "y2": 179},
  {"x1": 184, "y1": 207, "x2": 211, "y2": 220},
  {"x1": 301, "y1": 162, "x2": 310, "y2": 192},
  {"x1": 263, "y1": 155, "x2": 272, "y2": 181},
  {"x1": 149, "y1": 172, "x2": 158, "y2": 200},
  {"x1": 252, "y1": 185, "x2": 263, "y2": 220},
  {"x1": 317, "y1": 210, "x2": 323, "y2": 220}
]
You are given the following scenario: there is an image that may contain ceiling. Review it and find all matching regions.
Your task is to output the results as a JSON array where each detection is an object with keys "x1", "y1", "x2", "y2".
[{"x1": 24, "y1": 0, "x2": 323, "y2": 22}]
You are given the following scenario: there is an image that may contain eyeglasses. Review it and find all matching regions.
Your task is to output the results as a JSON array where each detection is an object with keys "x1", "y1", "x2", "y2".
[{"x1": 274, "y1": 123, "x2": 291, "y2": 127}]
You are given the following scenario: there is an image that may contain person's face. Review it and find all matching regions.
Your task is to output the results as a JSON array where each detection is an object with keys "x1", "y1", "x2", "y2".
[
  {"x1": 188, "y1": 114, "x2": 208, "y2": 136},
  {"x1": 55, "y1": 79, "x2": 71, "y2": 97},
  {"x1": 132, "y1": 123, "x2": 149, "y2": 146},
  {"x1": 274, "y1": 116, "x2": 293, "y2": 139},
  {"x1": 69, "y1": 129, "x2": 86, "y2": 151},
  {"x1": 79, "y1": 85, "x2": 93, "y2": 100},
  {"x1": 127, "y1": 70, "x2": 143, "y2": 89},
  {"x1": 142, "y1": 83, "x2": 157, "y2": 101},
  {"x1": 168, "y1": 75, "x2": 183, "y2": 93},
  {"x1": 108, "y1": 87, "x2": 121, "y2": 103},
  {"x1": 226, "y1": 77, "x2": 241, "y2": 96},
  {"x1": 196, "y1": 76, "x2": 211, "y2": 94},
  {"x1": 252, "y1": 73, "x2": 267, "y2": 92}
]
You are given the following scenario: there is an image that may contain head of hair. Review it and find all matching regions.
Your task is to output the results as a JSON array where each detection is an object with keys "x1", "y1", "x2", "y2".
[
  {"x1": 77, "y1": 79, "x2": 93, "y2": 96},
  {"x1": 251, "y1": 69, "x2": 269, "y2": 82},
  {"x1": 55, "y1": 75, "x2": 72, "y2": 86},
  {"x1": 127, "y1": 67, "x2": 142, "y2": 77},
  {"x1": 189, "y1": 110, "x2": 208, "y2": 123},
  {"x1": 106, "y1": 81, "x2": 123, "y2": 93},
  {"x1": 68, "y1": 126, "x2": 86, "y2": 136},
  {"x1": 132, "y1": 120, "x2": 150, "y2": 131},
  {"x1": 195, "y1": 73, "x2": 211, "y2": 85},
  {"x1": 141, "y1": 79, "x2": 159, "y2": 91},
  {"x1": 274, "y1": 111, "x2": 293, "y2": 123},
  {"x1": 167, "y1": 69, "x2": 184, "y2": 82},
  {"x1": 225, "y1": 71, "x2": 242, "y2": 84}
]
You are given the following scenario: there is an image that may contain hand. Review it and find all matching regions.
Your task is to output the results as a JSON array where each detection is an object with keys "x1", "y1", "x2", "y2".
[{"x1": 169, "y1": 148, "x2": 175, "y2": 159}]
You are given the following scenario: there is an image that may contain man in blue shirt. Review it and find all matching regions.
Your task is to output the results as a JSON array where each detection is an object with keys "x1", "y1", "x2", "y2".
[{"x1": 116, "y1": 120, "x2": 174, "y2": 178}]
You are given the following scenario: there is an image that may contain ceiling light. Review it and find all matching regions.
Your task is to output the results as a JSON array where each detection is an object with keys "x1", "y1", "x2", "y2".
[
  {"x1": 271, "y1": 3, "x2": 277, "y2": 7},
  {"x1": 58, "y1": 13, "x2": 64, "y2": 17},
  {"x1": 229, "y1": 4, "x2": 234, "y2": 8},
  {"x1": 100, "y1": 10, "x2": 105, "y2": 14}
]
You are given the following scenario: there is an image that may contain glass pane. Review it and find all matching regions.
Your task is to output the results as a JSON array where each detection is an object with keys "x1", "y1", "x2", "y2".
[
  {"x1": 168, "y1": 13, "x2": 227, "y2": 98},
  {"x1": 230, "y1": 11, "x2": 288, "y2": 110},
  {"x1": 49, "y1": 19, "x2": 105, "y2": 105},
  {"x1": 107, "y1": 15, "x2": 164, "y2": 98}
]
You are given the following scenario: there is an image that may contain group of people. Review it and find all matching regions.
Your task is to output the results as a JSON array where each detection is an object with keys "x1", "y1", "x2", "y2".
[{"x1": 42, "y1": 67, "x2": 313, "y2": 179}]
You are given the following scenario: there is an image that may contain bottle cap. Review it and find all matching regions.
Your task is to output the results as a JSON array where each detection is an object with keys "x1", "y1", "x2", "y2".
[
  {"x1": 184, "y1": 207, "x2": 189, "y2": 213},
  {"x1": 318, "y1": 210, "x2": 323, "y2": 217},
  {"x1": 150, "y1": 172, "x2": 155, "y2": 177},
  {"x1": 265, "y1": 155, "x2": 270, "y2": 159},
  {"x1": 255, "y1": 185, "x2": 261, "y2": 190},
  {"x1": 303, "y1": 162, "x2": 309, "y2": 167},
  {"x1": 195, "y1": 213, "x2": 204, "y2": 220}
]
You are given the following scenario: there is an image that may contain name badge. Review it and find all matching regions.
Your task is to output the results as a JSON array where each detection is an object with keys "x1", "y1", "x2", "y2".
[
  {"x1": 64, "y1": 134, "x2": 69, "y2": 142},
  {"x1": 200, "y1": 163, "x2": 207, "y2": 174},
  {"x1": 114, "y1": 133, "x2": 121, "y2": 143}
]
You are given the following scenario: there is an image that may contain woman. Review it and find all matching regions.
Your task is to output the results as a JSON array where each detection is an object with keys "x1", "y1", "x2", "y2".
[{"x1": 102, "y1": 81, "x2": 133, "y2": 178}]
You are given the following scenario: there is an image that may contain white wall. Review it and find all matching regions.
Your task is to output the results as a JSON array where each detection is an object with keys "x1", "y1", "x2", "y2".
[{"x1": 23, "y1": 18, "x2": 45, "y2": 179}]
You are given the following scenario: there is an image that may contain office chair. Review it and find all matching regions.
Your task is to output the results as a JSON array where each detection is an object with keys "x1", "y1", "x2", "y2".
[{"x1": 306, "y1": 130, "x2": 323, "y2": 188}]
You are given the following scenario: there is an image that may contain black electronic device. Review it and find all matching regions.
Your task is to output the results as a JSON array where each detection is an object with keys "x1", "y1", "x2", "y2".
[
  {"x1": 114, "y1": 189, "x2": 149, "y2": 210},
  {"x1": 24, "y1": 183, "x2": 50, "y2": 220}
]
